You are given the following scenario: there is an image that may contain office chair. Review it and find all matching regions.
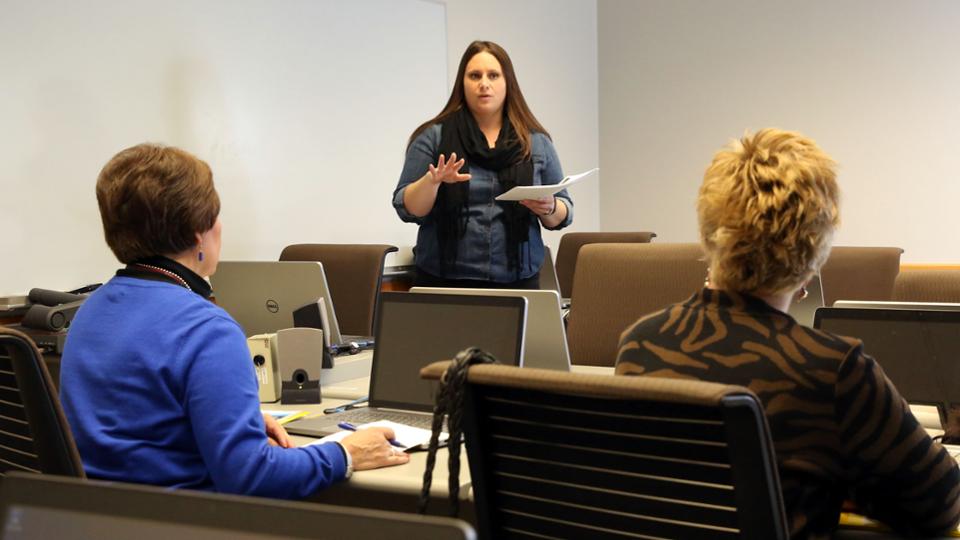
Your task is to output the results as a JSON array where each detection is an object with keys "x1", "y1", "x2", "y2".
[
  {"x1": 820, "y1": 246, "x2": 903, "y2": 306},
  {"x1": 420, "y1": 362, "x2": 788, "y2": 540},
  {"x1": 565, "y1": 243, "x2": 706, "y2": 366},
  {"x1": 279, "y1": 243, "x2": 398, "y2": 336},
  {"x1": 893, "y1": 268, "x2": 960, "y2": 303},
  {"x1": 555, "y1": 231, "x2": 656, "y2": 299},
  {"x1": 0, "y1": 326, "x2": 84, "y2": 477},
  {"x1": 0, "y1": 472, "x2": 476, "y2": 539}
]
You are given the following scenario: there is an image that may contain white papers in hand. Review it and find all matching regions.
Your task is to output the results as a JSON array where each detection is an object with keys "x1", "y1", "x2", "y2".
[
  {"x1": 304, "y1": 420, "x2": 447, "y2": 452},
  {"x1": 494, "y1": 167, "x2": 598, "y2": 201}
]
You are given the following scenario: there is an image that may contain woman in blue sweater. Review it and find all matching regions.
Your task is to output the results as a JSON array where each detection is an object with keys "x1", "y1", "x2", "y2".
[{"x1": 60, "y1": 144, "x2": 407, "y2": 498}]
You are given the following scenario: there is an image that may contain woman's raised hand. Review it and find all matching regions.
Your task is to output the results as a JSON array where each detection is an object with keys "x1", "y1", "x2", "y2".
[{"x1": 428, "y1": 152, "x2": 471, "y2": 185}]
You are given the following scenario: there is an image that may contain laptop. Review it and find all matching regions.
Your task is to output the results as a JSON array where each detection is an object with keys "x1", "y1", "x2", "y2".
[
  {"x1": 833, "y1": 300, "x2": 960, "y2": 311},
  {"x1": 539, "y1": 245, "x2": 561, "y2": 295},
  {"x1": 787, "y1": 273, "x2": 825, "y2": 326},
  {"x1": 285, "y1": 292, "x2": 527, "y2": 437},
  {"x1": 411, "y1": 287, "x2": 570, "y2": 371},
  {"x1": 814, "y1": 306, "x2": 960, "y2": 428},
  {"x1": 0, "y1": 472, "x2": 475, "y2": 540},
  {"x1": 210, "y1": 261, "x2": 344, "y2": 346}
]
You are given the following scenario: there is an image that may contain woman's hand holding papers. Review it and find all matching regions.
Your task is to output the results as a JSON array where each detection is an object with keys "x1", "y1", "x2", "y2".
[
  {"x1": 520, "y1": 196, "x2": 566, "y2": 228},
  {"x1": 341, "y1": 427, "x2": 411, "y2": 470}
]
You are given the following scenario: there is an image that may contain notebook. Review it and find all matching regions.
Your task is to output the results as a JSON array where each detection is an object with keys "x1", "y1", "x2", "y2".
[
  {"x1": 210, "y1": 261, "x2": 344, "y2": 346},
  {"x1": 814, "y1": 306, "x2": 960, "y2": 429},
  {"x1": 410, "y1": 287, "x2": 570, "y2": 371},
  {"x1": 786, "y1": 273, "x2": 825, "y2": 327},
  {"x1": 285, "y1": 292, "x2": 527, "y2": 437}
]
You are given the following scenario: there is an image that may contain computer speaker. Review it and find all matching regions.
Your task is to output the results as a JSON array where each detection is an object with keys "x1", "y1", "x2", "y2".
[
  {"x1": 292, "y1": 299, "x2": 334, "y2": 369},
  {"x1": 275, "y1": 327, "x2": 324, "y2": 404},
  {"x1": 247, "y1": 334, "x2": 281, "y2": 403}
]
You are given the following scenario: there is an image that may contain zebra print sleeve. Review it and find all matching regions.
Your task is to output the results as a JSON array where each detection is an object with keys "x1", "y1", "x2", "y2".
[{"x1": 836, "y1": 347, "x2": 960, "y2": 536}]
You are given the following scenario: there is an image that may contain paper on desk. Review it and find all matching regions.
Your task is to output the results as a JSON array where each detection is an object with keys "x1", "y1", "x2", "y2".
[
  {"x1": 303, "y1": 420, "x2": 447, "y2": 452},
  {"x1": 910, "y1": 404, "x2": 943, "y2": 432},
  {"x1": 495, "y1": 167, "x2": 598, "y2": 201}
]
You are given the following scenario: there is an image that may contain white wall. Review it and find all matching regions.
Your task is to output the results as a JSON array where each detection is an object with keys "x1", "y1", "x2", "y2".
[
  {"x1": 0, "y1": 0, "x2": 600, "y2": 297},
  {"x1": 598, "y1": 0, "x2": 960, "y2": 262},
  {"x1": 0, "y1": 0, "x2": 452, "y2": 297},
  {"x1": 444, "y1": 0, "x2": 601, "y2": 257}
]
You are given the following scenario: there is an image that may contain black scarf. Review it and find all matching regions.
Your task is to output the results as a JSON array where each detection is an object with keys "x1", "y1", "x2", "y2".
[
  {"x1": 117, "y1": 255, "x2": 213, "y2": 299},
  {"x1": 434, "y1": 108, "x2": 534, "y2": 277}
]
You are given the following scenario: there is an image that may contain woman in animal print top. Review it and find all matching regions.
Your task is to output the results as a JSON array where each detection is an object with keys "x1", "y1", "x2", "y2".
[{"x1": 615, "y1": 129, "x2": 959, "y2": 539}]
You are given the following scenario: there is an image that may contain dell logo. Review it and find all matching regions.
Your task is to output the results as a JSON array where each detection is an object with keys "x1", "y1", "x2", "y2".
[{"x1": 266, "y1": 299, "x2": 279, "y2": 313}]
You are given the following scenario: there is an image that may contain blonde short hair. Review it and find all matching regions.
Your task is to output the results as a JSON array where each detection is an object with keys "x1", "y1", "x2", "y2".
[{"x1": 698, "y1": 129, "x2": 839, "y2": 296}]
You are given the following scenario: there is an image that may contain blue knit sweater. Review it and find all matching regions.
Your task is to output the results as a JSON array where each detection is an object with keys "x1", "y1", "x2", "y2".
[{"x1": 60, "y1": 276, "x2": 346, "y2": 498}]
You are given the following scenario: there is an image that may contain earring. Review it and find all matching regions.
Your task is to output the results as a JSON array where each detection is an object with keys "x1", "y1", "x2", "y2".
[
  {"x1": 797, "y1": 286, "x2": 809, "y2": 301},
  {"x1": 199, "y1": 251, "x2": 204, "y2": 262}
]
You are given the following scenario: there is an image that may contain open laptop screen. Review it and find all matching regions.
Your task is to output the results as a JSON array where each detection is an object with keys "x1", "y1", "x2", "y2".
[
  {"x1": 369, "y1": 292, "x2": 527, "y2": 412},
  {"x1": 814, "y1": 307, "x2": 960, "y2": 417},
  {"x1": 410, "y1": 287, "x2": 570, "y2": 371},
  {"x1": 210, "y1": 261, "x2": 342, "y2": 344}
]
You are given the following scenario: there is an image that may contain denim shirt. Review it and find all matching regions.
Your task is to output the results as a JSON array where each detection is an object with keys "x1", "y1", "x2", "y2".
[{"x1": 393, "y1": 124, "x2": 574, "y2": 282}]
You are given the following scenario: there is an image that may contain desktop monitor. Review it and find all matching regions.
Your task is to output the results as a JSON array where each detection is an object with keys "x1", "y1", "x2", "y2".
[
  {"x1": 210, "y1": 261, "x2": 343, "y2": 344},
  {"x1": 0, "y1": 472, "x2": 475, "y2": 540}
]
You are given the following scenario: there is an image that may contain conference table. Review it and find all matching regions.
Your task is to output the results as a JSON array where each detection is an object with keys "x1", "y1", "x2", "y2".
[
  {"x1": 271, "y1": 352, "x2": 957, "y2": 538},
  {"x1": 266, "y1": 355, "x2": 613, "y2": 522}
]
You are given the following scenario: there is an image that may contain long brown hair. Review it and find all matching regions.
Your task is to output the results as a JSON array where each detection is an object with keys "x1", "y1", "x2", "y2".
[{"x1": 408, "y1": 40, "x2": 549, "y2": 158}]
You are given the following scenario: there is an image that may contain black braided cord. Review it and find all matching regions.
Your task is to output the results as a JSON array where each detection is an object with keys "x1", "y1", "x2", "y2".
[{"x1": 418, "y1": 347, "x2": 499, "y2": 516}]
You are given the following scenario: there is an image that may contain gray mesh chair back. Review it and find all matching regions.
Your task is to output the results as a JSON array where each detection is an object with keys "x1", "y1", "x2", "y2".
[
  {"x1": 280, "y1": 243, "x2": 398, "y2": 336},
  {"x1": 0, "y1": 326, "x2": 84, "y2": 477},
  {"x1": 555, "y1": 231, "x2": 656, "y2": 298},
  {"x1": 421, "y1": 362, "x2": 788, "y2": 540},
  {"x1": 0, "y1": 471, "x2": 475, "y2": 539},
  {"x1": 566, "y1": 243, "x2": 706, "y2": 366}
]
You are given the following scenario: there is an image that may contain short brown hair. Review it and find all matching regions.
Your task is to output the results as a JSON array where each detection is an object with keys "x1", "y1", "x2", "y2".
[
  {"x1": 698, "y1": 129, "x2": 840, "y2": 295},
  {"x1": 96, "y1": 144, "x2": 220, "y2": 263}
]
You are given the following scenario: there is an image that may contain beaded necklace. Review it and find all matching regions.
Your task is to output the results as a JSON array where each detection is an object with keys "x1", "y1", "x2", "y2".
[{"x1": 132, "y1": 263, "x2": 192, "y2": 292}]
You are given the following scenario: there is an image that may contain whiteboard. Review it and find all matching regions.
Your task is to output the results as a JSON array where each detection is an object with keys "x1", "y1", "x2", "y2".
[{"x1": 0, "y1": 0, "x2": 447, "y2": 296}]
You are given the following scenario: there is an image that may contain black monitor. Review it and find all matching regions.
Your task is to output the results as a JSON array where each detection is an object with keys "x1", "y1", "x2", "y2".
[
  {"x1": 814, "y1": 307, "x2": 960, "y2": 426},
  {"x1": 0, "y1": 473, "x2": 475, "y2": 540}
]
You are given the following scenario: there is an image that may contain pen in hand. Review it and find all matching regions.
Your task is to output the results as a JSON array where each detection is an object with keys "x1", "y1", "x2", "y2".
[{"x1": 338, "y1": 421, "x2": 405, "y2": 449}]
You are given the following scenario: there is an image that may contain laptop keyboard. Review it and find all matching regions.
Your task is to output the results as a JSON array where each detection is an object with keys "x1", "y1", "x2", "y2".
[{"x1": 335, "y1": 408, "x2": 437, "y2": 431}]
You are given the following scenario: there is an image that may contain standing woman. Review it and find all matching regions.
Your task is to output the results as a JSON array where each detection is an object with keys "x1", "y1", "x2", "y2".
[{"x1": 393, "y1": 40, "x2": 573, "y2": 288}]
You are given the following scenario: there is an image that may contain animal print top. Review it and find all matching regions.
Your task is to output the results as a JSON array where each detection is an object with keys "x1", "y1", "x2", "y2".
[{"x1": 615, "y1": 288, "x2": 960, "y2": 539}]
